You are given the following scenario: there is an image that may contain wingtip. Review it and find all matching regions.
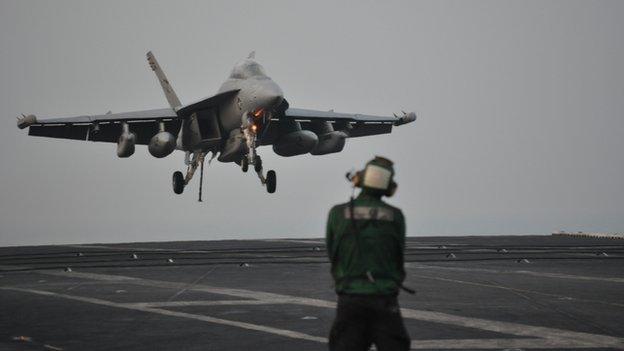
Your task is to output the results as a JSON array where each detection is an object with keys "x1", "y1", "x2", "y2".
[
  {"x1": 17, "y1": 114, "x2": 37, "y2": 129},
  {"x1": 393, "y1": 111, "x2": 417, "y2": 126}
]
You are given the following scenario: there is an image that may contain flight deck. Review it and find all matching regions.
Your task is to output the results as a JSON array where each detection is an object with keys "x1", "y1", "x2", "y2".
[{"x1": 1, "y1": 235, "x2": 623, "y2": 350}]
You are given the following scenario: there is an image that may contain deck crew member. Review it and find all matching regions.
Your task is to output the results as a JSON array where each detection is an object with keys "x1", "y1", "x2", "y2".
[{"x1": 326, "y1": 156, "x2": 411, "y2": 351}]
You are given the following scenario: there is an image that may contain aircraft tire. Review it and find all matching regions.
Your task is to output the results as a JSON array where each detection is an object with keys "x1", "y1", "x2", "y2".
[
  {"x1": 241, "y1": 158, "x2": 249, "y2": 173},
  {"x1": 254, "y1": 156, "x2": 263, "y2": 173},
  {"x1": 266, "y1": 170, "x2": 276, "y2": 194},
  {"x1": 172, "y1": 171, "x2": 185, "y2": 194}
]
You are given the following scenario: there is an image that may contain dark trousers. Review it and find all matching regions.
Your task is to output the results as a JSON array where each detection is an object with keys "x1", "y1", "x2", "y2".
[{"x1": 329, "y1": 294, "x2": 411, "y2": 351}]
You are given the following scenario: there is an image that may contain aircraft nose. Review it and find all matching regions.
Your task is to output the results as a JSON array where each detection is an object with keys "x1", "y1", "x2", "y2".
[{"x1": 257, "y1": 85, "x2": 284, "y2": 110}]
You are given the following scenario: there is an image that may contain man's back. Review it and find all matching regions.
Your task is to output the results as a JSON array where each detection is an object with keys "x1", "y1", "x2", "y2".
[
  {"x1": 326, "y1": 190, "x2": 406, "y2": 295},
  {"x1": 326, "y1": 156, "x2": 411, "y2": 351}
]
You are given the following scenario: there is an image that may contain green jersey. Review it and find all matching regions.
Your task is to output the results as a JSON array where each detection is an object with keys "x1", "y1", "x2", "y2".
[{"x1": 325, "y1": 191, "x2": 406, "y2": 295}]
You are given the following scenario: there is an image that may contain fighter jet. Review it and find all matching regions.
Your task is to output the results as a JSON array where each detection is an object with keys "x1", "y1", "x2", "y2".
[{"x1": 17, "y1": 52, "x2": 416, "y2": 200}]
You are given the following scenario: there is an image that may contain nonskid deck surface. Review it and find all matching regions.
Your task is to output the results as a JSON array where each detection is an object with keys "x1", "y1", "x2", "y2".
[{"x1": 0, "y1": 235, "x2": 623, "y2": 350}]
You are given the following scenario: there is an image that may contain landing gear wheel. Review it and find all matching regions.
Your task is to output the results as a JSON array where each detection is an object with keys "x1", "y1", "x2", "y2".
[
  {"x1": 266, "y1": 170, "x2": 276, "y2": 194},
  {"x1": 241, "y1": 157, "x2": 249, "y2": 173},
  {"x1": 172, "y1": 171, "x2": 185, "y2": 194},
  {"x1": 254, "y1": 155, "x2": 263, "y2": 173}
]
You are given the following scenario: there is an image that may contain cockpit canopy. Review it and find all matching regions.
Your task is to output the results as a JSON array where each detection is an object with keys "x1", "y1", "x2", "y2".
[{"x1": 229, "y1": 60, "x2": 268, "y2": 79}]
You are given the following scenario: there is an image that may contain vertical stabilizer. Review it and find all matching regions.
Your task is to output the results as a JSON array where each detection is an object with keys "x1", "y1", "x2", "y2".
[{"x1": 146, "y1": 51, "x2": 182, "y2": 109}]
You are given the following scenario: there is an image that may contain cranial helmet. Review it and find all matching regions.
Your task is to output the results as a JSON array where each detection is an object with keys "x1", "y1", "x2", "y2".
[{"x1": 351, "y1": 156, "x2": 398, "y2": 197}]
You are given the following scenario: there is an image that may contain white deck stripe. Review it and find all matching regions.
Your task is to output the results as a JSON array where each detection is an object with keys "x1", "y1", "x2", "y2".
[
  {"x1": 36, "y1": 270, "x2": 624, "y2": 349},
  {"x1": 42, "y1": 270, "x2": 335, "y2": 306},
  {"x1": 0, "y1": 287, "x2": 326, "y2": 344},
  {"x1": 1, "y1": 285, "x2": 615, "y2": 350},
  {"x1": 128, "y1": 300, "x2": 285, "y2": 308}
]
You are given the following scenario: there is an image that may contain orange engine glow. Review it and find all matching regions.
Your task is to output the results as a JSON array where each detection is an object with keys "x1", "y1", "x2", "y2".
[
  {"x1": 253, "y1": 109, "x2": 264, "y2": 118},
  {"x1": 251, "y1": 124, "x2": 258, "y2": 133}
]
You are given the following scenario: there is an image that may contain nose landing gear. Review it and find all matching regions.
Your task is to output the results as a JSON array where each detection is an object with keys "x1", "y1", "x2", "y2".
[
  {"x1": 266, "y1": 170, "x2": 276, "y2": 194},
  {"x1": 241, "y1": 157, "x2": 249, "y2": 173},
  {"x1": 240, "y1": 111, "x2": 277, "y2": 194},
  {"x1": 250, "y1": 154, "x2": 276, "y2": 194}
]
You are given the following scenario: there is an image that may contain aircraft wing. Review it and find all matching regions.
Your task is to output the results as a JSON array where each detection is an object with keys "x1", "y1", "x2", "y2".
[
  {"x1": 280, "y1": 107, "x2": 416, "y2": 138},
  {"x1": 17, "y1": 108, "x2": 181, "y2": 145}
]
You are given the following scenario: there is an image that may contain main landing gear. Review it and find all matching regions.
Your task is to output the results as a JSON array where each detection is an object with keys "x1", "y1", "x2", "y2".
[
  {"x1": 172, "y1": 171, "x2": 184, "y2": 194},
  {"x1": 172, "y1": 151, "x2": 213, "y2": 201}
]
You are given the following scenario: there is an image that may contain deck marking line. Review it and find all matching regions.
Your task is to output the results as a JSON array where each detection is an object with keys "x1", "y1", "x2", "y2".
[
  {"x1": 0, "y1": 286, "x2": 606, "y2": 350},
  {"x1": 0, "y1": 286, "x2": 326, "y2": 343},
  {"x1": 127, "y1": 300, "x2": 287, "y2": 308},
  {"x1": 34, "y1": 270, "x2": 624, "y2": 348}
]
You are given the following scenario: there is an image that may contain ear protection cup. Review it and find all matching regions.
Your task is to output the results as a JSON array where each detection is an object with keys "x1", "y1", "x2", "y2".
[
  {"x1": 385, "y1": 181, "x2": 398, "y2": 197},
  {"x1": 351, "y1": 170, "x2": 364, "y2": 188}
]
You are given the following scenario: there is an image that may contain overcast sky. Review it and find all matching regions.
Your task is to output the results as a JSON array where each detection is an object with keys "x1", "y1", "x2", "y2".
[{"x1": 1, "y1": 0, "x2": 623, "y2": 246}]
